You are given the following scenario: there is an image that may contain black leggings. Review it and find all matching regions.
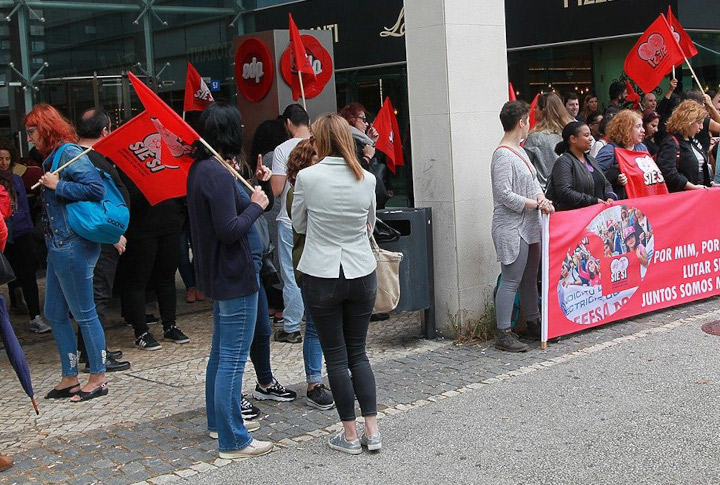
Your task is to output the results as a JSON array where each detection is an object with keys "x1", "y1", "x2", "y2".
[
  {"x1": 302, "y1": 268, "x2": 378, "y2": 422},
  {"x1": 5, "y1": 232, "x2": 40, "y2": 319}
]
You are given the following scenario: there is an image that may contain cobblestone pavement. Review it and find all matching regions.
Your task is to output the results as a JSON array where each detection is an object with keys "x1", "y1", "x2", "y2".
[{"x1": 1, "y1": 276, "x2": 719, "y2": 484}]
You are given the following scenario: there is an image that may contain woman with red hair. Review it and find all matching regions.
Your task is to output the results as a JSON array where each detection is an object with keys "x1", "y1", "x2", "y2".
[{"x1": 25, "y1": 104, "x2": 109, "y2": 402}]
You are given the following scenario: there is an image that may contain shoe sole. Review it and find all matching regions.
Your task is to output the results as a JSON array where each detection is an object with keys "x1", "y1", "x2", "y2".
[
  {"x1": 364, "y1": 442, "x2": 382, "y2": 451},
  {"x1": 83, "y1": 364, "x2": 131, "y2": 373},
  {"x1": 252, "y1": 390, "x2": 296, "y2": 402},
  {"x1": 494, "y1": 343, "x2": 528, "y2": 353},
  {"x1": 136, "y1": 344, "x2": 162, "y2": 351},
  {"x1": 242, "y1": 413, "x2": 260, "y2": 420},
  {"x1": 219, "y1": 446, "x2": 273, "y2": 459},
  {"x1": 328, "y1": 442, "x2": 362, "y2": 455},
  {"x1": 164, "y1": 337, "x2": 190, "y2": 344},
  {"x1": 306, "y1": 397, "x2": 335, "y2": 411},
  {"x1": 30, "y1": 327, "x2": 52, "y2": 334}
]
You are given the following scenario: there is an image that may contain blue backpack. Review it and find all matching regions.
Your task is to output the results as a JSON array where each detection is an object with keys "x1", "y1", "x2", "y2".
[{"x1": 51, "y1": 144, "x2": 129, "y2": 244}]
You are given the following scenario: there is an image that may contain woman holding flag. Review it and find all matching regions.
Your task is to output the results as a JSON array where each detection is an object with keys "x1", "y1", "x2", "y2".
[{"x1": 595, "y1": 110, "x2": 646, "y2": 199}]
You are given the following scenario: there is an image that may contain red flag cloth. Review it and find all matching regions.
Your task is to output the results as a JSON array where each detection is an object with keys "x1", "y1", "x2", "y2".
[
  {"x1": 624, "y1": 14, "x2": 685, "y2": 93},
  {"x1": 667, "y1": 6, "x2": 698, "y2": 58},
  {"x1": 624, "y1": 81, "x2": 641, "y2": 110},
  {"x1": 373, "y1": 97, "x2": 404, "y2": 174},
  {"x1": 614, "y1": 147, "x2": 669, "y2": 198},
  {"x1": 508, "y1": 82, "x2": 517, "y2": 101},
  {"x1": 528, "y1": 93, "x2": 540, "y2": 130},
  {"x1": 183, "y1": 62, "x2": 214, "y2": 112},
  {"x1": 93, "y1": 111, "x2": 194, "y2": 205},
  {"x1": 288, "y1": 13, "x2": 317, "y2": 101}
]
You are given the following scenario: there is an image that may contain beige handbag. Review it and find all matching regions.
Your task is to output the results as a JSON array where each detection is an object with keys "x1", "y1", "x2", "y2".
[{"x1": 370, "y1": 234, "x2": 403, "y2": 313}]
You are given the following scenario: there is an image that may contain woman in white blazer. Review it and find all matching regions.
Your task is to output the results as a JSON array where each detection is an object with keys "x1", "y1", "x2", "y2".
[{"x1": 291, "y1": 113, "x2": 381, "y2": 455}]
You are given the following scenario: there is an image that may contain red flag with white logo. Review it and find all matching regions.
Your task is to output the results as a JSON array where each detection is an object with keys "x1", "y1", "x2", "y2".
[
  {"x1": 624, "y1": 14, "x2": 685, "y2": 93},
  {"x1": 93, "y1": 111, "x2": 194, "y2": 205},
  {"x1": 614, "y1": 147, "x2": 669, "y2": 198},
  {"x1": 183, "y1": 62, "x2": 214, "y2": 112},
  {"x1": 666, "y1": 6, "x2": 698, "y2": 59},
  {"x1": 373, "y1": 97, "x2": 404, "y2": 174},
  {"x1": 288, "y1": 13, "x2": 317, "y2": 101}
]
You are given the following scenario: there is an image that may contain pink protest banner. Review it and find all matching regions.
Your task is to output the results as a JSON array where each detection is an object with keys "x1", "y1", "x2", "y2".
[{"x1": 542, "y1": 189, "x2": 720, "y2": 342}]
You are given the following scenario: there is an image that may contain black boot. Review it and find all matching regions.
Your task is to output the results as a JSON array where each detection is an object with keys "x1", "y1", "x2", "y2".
[
  {"x1": 495, "y1": 329, "x2": 529, "y2": 353},
  {"x1": 522, "y1": 319, "x2": 542, "y2": 341}
]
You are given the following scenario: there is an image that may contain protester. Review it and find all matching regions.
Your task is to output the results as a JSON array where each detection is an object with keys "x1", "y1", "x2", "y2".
[
  {"x1": 587, "y1": 112, "x2": 603, "y2": 139},
  {"x1": 547, "y1": 121, "x2": 617, "y2": 211},
  {"x1": 0, "y1": 138, "x2": 49, "y2": 333},
  {"x1": 580, "y1": 93, "x2": 599, "y2": 122},
  {"x1": 656, "y1": 100, "x2": 711, "y2": 192},
  {"x1": 642, "y1": 109, "x2": 661, "y2": 157},
  {"x1": 642, "y1": 92, "x2": 657, "y2": 112},
  {"x1": 523, "y1": 92, "x2": 575, "y2": 190},
  {"x1": 563, "y1": 92, "x2": 580, "y2": 120},
  {"x1": 683, "y1": 90, "x2": 720, "y2": 155},
  {"x1": 605, "y1": 81, "x2": 627, "y2": 113},
  {"x1": 491, "y1": 101, "x2": 554, "y2": 353},
  {"x1": 271, "y1": 104, "x2": 311, "y2": 344},
  {"x1": 292, "y1": 113, "x2": 380, "y2": 454},
  {"x1": 27, "y1": 103, "x2": 108, "y2": 402},
  {"x1": 187, "y1": 101, "x2": 273, "y2": 459},
  {"x1": 75, "y1": 108, "x2": 130, "y2": 372},
  {"x1": 596, "y1": 109, "x2": 647, "y2": 199},
  {"x1": 589, "y1": 110, "x2": 616, "y2": 158}
]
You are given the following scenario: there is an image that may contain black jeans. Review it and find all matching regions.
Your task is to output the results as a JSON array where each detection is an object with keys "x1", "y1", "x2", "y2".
[
  {"x1": 302, "y1": 268, "x2": 378, "y2": 422},
  {"x1": 5, "y1": 232, "x2": 41, "y2": 319},
  {"x1": 122, "y1": 232, "x2": 181, "y2": 338}
]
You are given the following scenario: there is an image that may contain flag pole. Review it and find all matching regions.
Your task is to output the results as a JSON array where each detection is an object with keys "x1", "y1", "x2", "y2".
[
  {"x1": 198, "y1": 138, "x2": 255, "y2": 191},
  {"x1": 672, "y1": 65, "x2": 676, "y2": 79},
  {"x1": 31, "y1": 147, "x2": 94, "y2": 190},
  {"x1": 298, "y1": 71, "x2": 307, "y2": 111},
  {"x1": 682, "y1": 55, "x2": 705, "y2": 93}
]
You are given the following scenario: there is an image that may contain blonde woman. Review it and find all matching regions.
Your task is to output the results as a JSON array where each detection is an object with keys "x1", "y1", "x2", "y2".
[
  {"x1": 523, "y1": 92, "x2": 576, "y2": 190},
  {"x1": 657, "y1": 100, "x2": 711, "y2": 192},
  {"x1": 595, "y1": 109, "x2": 648, "y2": 199},
  {"x1": 291, "y1": 114, "x2": 380, "y2": 454}
]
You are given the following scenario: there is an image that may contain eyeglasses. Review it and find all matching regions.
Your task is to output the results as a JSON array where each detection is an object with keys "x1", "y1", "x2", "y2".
[
  {"x1": 26, "y1": 127, "x2": 37, "y2": 135},
  {"x1": 356, "y1": 115, "x2": 368, "y2": 122}
]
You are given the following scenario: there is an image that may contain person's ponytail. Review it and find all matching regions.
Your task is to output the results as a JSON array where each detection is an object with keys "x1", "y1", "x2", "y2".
[{"x1": 556, "y1": 120, "x2": 588, "y2": 155}]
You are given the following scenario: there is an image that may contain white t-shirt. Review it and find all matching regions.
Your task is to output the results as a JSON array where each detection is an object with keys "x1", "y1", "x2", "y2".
[{"x1": 272, "y1": 137, "x2": 304, "y2": 227}]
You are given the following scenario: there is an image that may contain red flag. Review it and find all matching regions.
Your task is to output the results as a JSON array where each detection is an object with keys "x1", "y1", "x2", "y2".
[
  {"x1": 93, "y1": 111, "x2": 194, "y2": 205},
  {"x1": 614, "y1": 147, "x2": 669, "y2": 198},
  {"x1": 624, "y1": 14, "x2": 685, "y2": 93},
  {"x1": 183, "y1": 62, "x2": 214, "y2": 112},
  {"x1": 528, "y1": 93, "x2": 540, "y2": 130},
  {"x1": 625, "y1": 81, "x2": 641, "y2": 110},
  {"x1": 373, "y1": 97, "x2": 404, "y2": 174},
  {"x1": 288, "y1": 13, "x2": 317, "y2": 101},
  {"x1": 508, "y1": 82, "x2": 517, "y2": 101},
  {"x1": 667, "y1": 6, "x2": 698, "y2": 58}
]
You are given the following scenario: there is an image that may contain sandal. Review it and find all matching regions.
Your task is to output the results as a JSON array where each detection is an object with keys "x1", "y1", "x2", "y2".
[
  {"x1": 45, "y1": 384, "x2": 81, "y2": 399},
  {"x1": 71, "y1": 382, "x2": 108, "y2": 403}
]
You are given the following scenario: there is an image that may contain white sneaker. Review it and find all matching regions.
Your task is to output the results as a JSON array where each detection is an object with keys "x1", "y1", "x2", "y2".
[
  {"x1": 29, "y1": 315, "x2": 51, "y2": 334},
  {"x1": 209, "y1": 420, "x2": 260, "y2": 439},
  {"x1": 218, "y1": 439, "x2": 274, "y2": 459}
]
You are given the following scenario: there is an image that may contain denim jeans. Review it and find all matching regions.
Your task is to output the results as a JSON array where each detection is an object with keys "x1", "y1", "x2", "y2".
[
  {"x1": 302, "y1": 268, "x2": 377, "y2": 422},
  {"x1": 206, "y1": 293, "x2": 258, "y2": 452},
  {"x1": 178, "y1": 222, "x2": 196, "y2": 290},
  {"x1": 277, "y1": 222, "x2": 303, "y2": 333},
  {"x1": 45, "y1": 236, "x2": 106, "y2": 375},
  {"x1": 250, "y1": 273, "x2": 273, "y2": 386},
  {"x1": 301, "y1": 291, "x2": 323, "y2": 384}
]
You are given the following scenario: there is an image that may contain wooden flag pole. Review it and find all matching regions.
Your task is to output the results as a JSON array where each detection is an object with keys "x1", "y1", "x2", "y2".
[
  {"x1": 682, "y1": 54, "x2": 705, "y2": 93},
  {"x1": 298, "y1": 71, "x2": 307, "y2": 111},
  {"x1": 31, "y1": 147, "x2": 93, "y2": 190},
  {"x1": 198, "y1": 138, "x2": 255, "y2": 191},
  {"x1": 672, "y1": 65, "x2": 676, "y2": 80}
]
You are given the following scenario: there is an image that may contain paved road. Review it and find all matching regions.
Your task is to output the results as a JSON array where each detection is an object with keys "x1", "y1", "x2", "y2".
[{"x1": 185, "y1": 320, "x2": 720, "y2": 485}]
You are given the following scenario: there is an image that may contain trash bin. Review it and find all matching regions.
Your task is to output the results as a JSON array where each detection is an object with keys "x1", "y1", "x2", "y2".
[{"x1": 376, "y1": 207, "x2": 435, "y2": 338}]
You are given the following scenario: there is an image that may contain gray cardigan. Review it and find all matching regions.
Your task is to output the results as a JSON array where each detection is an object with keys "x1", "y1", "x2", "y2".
[
  {"x1": 491, "y1": 147, "x2": 543, "y2": 265},
  {"x1": 523, "y1": 130, "x2": 562, "y2": 191}
]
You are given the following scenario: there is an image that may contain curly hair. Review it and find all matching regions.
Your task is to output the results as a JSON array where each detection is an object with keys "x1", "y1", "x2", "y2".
[
  {"x1": 666, "y1": 100, "x2": 707, "y2": 138},
  {"x1": 0, "y1": 138, "x2": 18, "y2": 167},
  {"x1": 604, "y1": 109, "x2": 641, "y2": 148},
  {"x1": 286, "y1": 139, "x2": 317, "y2": 186},
  {"x1": 24, "y1": 103, "x2": 78, "y2": 157}
]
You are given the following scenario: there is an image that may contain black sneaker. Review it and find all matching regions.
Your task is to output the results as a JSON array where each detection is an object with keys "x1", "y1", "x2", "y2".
[
  {"x1": 252, "y1": 379, "x2": 297, "y2": 402},
  {"x1": 124, "y1": 314, "x2": 159, "y2": 327},
  {"x1": 307, "y1": 383, "x2": 335, "y2": 410},
  {"x1": 274, "y1": 330, "x2": 302, "y2": 344},
  {"x1": 84, "y1": 355, "x2": 131, "y2": 373},
  {"x1": 164, "y1": 325, "x2": 190, "y2": 344},
  {"x1": 241, "y1": 395, "x2": 261, "y2": 420},
  {"x1": 272, "y1": 315, "x2": 284, "y2": 325},
  {"x1": 135, "y1": 332, "x2": 162, "y2": 351}
]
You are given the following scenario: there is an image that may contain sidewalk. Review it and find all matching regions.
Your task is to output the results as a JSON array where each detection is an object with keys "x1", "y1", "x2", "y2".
[{"x1": 1, "y1": 276, "x2": 719, "y2": 484}]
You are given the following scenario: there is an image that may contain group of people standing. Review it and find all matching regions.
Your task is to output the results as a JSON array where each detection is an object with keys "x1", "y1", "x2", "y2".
[{"x1": 492, "y1": 78, "x2": 720, "y2": 353}]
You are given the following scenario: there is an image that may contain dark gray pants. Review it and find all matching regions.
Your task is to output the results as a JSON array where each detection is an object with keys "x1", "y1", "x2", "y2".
[{"x1": 495, "y1": 240, "x2": 540, "y2": 331}]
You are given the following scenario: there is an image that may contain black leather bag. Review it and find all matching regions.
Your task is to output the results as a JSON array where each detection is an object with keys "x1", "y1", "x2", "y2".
[{"x1": 0, "y1": 252, "x2": 16, "y2": 285}]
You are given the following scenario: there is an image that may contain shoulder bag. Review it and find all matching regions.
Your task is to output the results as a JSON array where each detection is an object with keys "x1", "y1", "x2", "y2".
[{"x1": 370, "y1": 233, "x2": 403, "y2": 314}]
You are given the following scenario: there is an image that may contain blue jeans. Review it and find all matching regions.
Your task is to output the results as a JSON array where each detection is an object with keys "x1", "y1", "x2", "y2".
[
  {"x1": 302, "y1": 291, "x2": 323, "y2": 384},
  {"x1": 250, "y1": 273, "x2": 273, "y2": 386},
  {"x1": 206, "y1": 293, "x2": 258, "y2": 452},
  {"x1": 178, "y1": 222, "x2": 196, "y2": 289},
  {"x1": 45, "y1": 237, "x2": 106, "y2": 375},
  {"x1": 277, "y1": 222, "x2": 303, "y2": 333}
]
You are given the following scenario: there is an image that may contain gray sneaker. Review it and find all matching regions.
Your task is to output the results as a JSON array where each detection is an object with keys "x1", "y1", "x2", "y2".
[
  {"x1": 495, "y1": 328, "x2": 529, "y2": 353},
  {"x1": 29, "y1": 315, "x2": 51, "y2": 334},
  {"x1": 307, "y1": 383, "x2": 335, "y2": 410},
  {"x1": 358, "y1": 424, "x2": 382, "y2": 451},
  {"x1": 328, "y1": 430, "x2": 361, "y2": 455}
]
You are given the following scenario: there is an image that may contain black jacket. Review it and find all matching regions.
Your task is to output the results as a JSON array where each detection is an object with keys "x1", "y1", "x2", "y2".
[
  {"x1": 656, "y1": 134, "x2": 710, "y2": 192},
  {"x1": 547, "y1": 152, "x2": 615, "y2": 211}
]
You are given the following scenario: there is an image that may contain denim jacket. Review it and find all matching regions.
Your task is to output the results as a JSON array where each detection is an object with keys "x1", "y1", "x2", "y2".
[{"x1": 42, "y1": 144, "x2": 105, "y2": 246}]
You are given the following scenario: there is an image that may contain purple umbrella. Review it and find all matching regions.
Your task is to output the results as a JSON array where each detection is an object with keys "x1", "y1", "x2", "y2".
[{"x1": 0, "y1": 295, "x2": 39, "y2": 415}]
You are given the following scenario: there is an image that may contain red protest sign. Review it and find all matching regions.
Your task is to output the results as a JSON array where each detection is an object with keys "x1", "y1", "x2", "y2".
[
  {"x1": 667, "y1": 6, "x2": 698, "y2": 59},
  {"x1": 235, "y1": 37, "x2": 274, "y2": 102},
  {"x1": 373, "y1": 97, "x2": 404, "y2": 174},
  {"x1": 614, "y1": 147, "x2": 669, "y2": 198},
  {"x1": 93, "y1": 111, "x2": 193, "y2": 205},
  {"x1": 624, "y1": 14, "x2": 685, "y2": 93},
  {"x1": 183, "y1": 62, "x2": 214, "y2": 112}
]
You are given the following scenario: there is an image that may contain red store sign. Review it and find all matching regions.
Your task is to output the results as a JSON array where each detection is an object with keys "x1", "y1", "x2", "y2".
[
  {"x1": 235, "y1": 37, "x2": 274, "y2": 102},
  {"x1": 280, "y1": 34, "x2": 333, "y2": 99}
]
